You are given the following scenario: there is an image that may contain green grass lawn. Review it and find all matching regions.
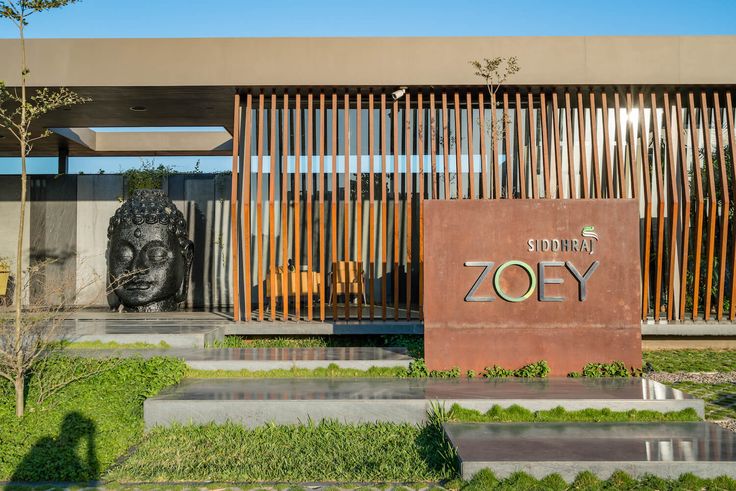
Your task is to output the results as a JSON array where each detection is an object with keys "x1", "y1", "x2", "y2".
[
  {"x1": 106, "y1": 404, "x2": 702, "y2": 484},
  {"x1": 107, "y1": 420, "x2": 453, "y2": 483},
  {"x1": 186, "y1": 364, "x2": 410, "y2": 379},
  {"x1": 0, "y1": 356, "x2": 186, "y2": 482},
  {"x1": 456, "y1": 469, "x2": 736, "y2": 491},
  {"x1": 670, "y1": 382, "x2": 736, "y2": 420},
  {"x1": 2, "y1": 349, "x2": 735, "y2": 486},
  {"x1": 58, "y1": 340, "x2": 171, "y2": 350},
  {"x1": 447, "y1": 404, "x2": 700, "y2": 423},
  {"x1": 642, "y1": 350, "x2": 736, "y2": 422},
  {"x1": 643, "y1": 349, "x2": 736, "y2": 372},
  {"x1": 215, "y1": 334, "x2": 424, "y2": 358}
]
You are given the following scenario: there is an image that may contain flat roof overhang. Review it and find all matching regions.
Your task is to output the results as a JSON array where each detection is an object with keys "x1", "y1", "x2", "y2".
[{"x1": 0, "y1": 36, "x2": 734, "y2": 157}]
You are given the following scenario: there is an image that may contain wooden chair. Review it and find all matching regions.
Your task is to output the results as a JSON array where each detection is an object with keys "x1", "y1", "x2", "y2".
[
  {"x1": 329, "y1": 261, "x2": 366, "y2": 305},
  {"x1": 266, "y1": 267, "x2": 321, "y2": 305}
]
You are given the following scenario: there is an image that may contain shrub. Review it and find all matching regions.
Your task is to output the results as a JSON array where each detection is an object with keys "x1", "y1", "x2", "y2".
[
  {"x1": 568, "y1": 361, "x2": 640, "y2": 378},
  {"x1": 483, "y1": 360, "x2": 550, "y2": 378}
]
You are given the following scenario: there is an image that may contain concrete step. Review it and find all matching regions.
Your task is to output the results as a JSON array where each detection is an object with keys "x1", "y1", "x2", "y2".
[
  {"x1": 59, "y1": 322, "x2": 224, "y2": 348},
  {"x1": 444, "y1": 421, "x2": 736, "y2": 481},
  {"x1": 66, "y1": 346, "x2": 412, "y2": 370},
  {"x1": 143, "y1": 377, "x2": 703, "y2": 429}
]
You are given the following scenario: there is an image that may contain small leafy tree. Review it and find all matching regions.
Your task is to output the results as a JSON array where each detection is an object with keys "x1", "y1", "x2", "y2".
[
  {"x1": 468, "y1": 57, "x2": 520, "y2": 197},
  {"x1": 0, "y1": 0, "x2": 89, "y2": 417},
  {"x1": 470, "y1": 57, "x2": 520, "y2": 99}
]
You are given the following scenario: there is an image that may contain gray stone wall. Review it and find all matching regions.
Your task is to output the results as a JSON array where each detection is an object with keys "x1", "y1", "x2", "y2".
[{"x1": 0, "y1": 173, "x2": 234, "y2": 310}]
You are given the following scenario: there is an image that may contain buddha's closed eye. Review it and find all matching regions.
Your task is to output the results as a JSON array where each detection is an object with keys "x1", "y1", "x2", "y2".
[
  {"x1": 146, "y1": 246, "x2": 170, "y2": 263},
  {"x1": 112, "y1": 245, "x2": 134, "y2": 263}
]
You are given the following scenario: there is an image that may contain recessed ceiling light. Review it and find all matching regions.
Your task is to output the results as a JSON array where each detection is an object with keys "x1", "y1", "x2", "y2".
[{"x1": 129, "y1": 106, "x2": 148, "y2": 112}]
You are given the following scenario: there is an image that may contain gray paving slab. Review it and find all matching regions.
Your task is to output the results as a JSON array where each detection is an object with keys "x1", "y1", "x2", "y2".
[
  {"x1": 144, "y1": 377, "x2": 704, "y2": 429},
  {"x1": 65, "y1": 347, "x2": 412, "y2": 370},
  {"x1": 445, "y1": 421, "x2": 736, "y2": 481}
]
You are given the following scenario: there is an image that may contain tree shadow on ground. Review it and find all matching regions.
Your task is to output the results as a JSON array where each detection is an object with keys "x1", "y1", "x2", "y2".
[
  {"x1": 8, "y1": 411, "x2": 99, "y2": 485},
  {"x1": 711, "y1": 389, "x2": 736, "y2": 419},
  {"x1": 415, "y1": 420, "x2": 458, "y2": 481}
]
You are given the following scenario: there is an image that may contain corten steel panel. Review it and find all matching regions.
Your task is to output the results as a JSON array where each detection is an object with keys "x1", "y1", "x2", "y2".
[{"x1": 423, "y1": 199, "x2": 641, "y2": 376}]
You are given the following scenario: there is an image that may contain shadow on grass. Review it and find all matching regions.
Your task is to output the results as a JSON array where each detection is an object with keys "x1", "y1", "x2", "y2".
[
  {"x1": 8, "y1": 411, "x2": 99, "y2": 485},
  {"x1": 712, "y1": 390, "x2": 736, "y2": 418},
  {"x1": 416, "y1": 421, "x2": 459, "y2": 480}
]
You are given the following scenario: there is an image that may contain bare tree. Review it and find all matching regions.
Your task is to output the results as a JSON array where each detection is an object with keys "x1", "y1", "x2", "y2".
[{"x1": 0, "y1": 0, "x2": 89, "y2": 417}]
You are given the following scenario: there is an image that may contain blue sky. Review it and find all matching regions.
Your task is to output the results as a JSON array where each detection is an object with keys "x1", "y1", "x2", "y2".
[
  {"x1": 1, "y1": 0, "x2": 734, "y2": 174},
  {"x1": 0, "y1": 0, "x2": 734, "y2": 38}
]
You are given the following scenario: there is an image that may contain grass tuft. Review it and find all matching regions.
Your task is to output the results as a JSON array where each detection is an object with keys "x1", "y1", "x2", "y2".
[
  {"x1": 643, "y1": 349, "x2": 736, "y2": 372},
  {"x1": 447, "y1": 404, "x2": 700, "y2": 422}
]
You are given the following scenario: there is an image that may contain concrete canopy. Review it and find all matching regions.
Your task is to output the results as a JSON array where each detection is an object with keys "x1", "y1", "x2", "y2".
[{"x1": 0, "y1": 35, "x2": 734, "y2": 157}]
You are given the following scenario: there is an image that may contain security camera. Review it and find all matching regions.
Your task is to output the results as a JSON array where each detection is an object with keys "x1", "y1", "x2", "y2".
[{"x1": 391, "y1": 87, "x2": 408, "y2": 101}]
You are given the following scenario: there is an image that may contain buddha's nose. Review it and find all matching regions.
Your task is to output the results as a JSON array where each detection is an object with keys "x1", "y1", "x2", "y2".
[{"x1": 131, "y1": 250, "x2": 150, "y2": 274}]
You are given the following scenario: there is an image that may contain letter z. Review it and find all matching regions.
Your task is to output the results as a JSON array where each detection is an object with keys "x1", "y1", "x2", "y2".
[{"x1": 464, "y1": 261, "x2": 495, "y2": 302}]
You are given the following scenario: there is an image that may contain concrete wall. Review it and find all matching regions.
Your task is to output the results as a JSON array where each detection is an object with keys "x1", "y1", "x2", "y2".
[
  {"x1": 0, "y1": 176, "x2": 31, "y2": 304},
  {"x1": 0, "y1": 173, "x2": 234, "y2": 310},
  {"x1": 2, "y1": 36, "x2": 736, "y2": 87}
]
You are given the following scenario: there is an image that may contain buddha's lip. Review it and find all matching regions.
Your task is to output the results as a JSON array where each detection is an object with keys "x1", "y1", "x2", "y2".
[{"x1": 126, "y1": 281, "x2": 152, "y2": 291}]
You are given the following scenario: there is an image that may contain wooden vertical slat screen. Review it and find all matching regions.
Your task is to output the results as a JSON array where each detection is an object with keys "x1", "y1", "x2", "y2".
[
  {"x1": 230, "y1": 87, "x2": 736, "y2": 324},
  {"x1": 368, "y1": 92, "x2": 376, "y2": 320},
  {"x1": 343, "y1": 93, "x2": 350, "y2": 322},
  {"x1": 294, "y1": 93, "x2": 302, "y2": 321},
  {"x1": 281, "y1": 94, "x2": 289, "y2": 321},
  {"x1": 230, "y1": 93, "x2": 241, "y2": 321},
  {"x1": 241, "y1": 93, "x2": 252, "y2": 321},
  {"x1": 306, "y1": 92, "x2": 314, "y2": 321},
  {"x1": 356, "y1": 93, "x2": 363, "y2": 321},
  {"x1": 392, "y1": 98, "x2": 400, "y2": 320},
  {"x1": 381, "y1": 93, "x2": 388, "y2": 321},
  {"x1": 405, "y1": 93, "x2": 413, "y2": 319},
  {"x1": 675, "y1": 93, "x2": 691, "y2": 322}
]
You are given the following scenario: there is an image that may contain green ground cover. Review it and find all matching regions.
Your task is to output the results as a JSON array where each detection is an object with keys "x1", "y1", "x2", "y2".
[
  {"x1": 58, "y1": 340, "x2": 170, "y2": 350},
  {"x1": 107, "y1": 420, "x2": 453, "y2": 483},
  {"x1": 107, "y1": 404, "x2": 701, "y2": 484},
  {"x1": 643, "y1": 349, "x2": 736, "y2": 372},
  {"x1": 187, "y1": 364, "x2": 409, "y2": 379},
  {"x1": 215, "y1": 335, "x2": 424, "y2": 358},
  {"x1": 0, "y1": 356, "x2": 186, "y2": 482},
  {"x1": 670, "y1": 382, "x2": 736, "y2": 420},
  {"x1": 456, "y1": 469, "x2": 736, "y2": 491},
  {"x1": 447, "y1": 404, "x2": 700, "y2": 423},
  {"x1": 2, "y1": 349, "x2": 735, "y2": 486}
]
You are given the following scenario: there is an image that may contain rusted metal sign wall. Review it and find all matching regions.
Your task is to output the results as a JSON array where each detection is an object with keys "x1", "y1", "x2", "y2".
[
  {"x1": 423, "y1": 199, "x2": 642, "y2": 376},
  {"x1": 230, "y1": 87, "x2": 736, "y2": 324}
]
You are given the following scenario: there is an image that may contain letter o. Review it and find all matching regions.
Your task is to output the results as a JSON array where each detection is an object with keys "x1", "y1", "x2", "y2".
[{"x1": 493, "y1": 260, "x2": 537, "y2": 302}]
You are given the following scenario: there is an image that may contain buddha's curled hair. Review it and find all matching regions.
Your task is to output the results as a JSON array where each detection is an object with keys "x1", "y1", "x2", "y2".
[{"x1": 107, "y1": 189, "x2": 191, "y2": 254}]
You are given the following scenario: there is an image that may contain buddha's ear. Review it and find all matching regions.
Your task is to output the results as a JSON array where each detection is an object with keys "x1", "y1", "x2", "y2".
[
  {"x1": 183, "y1": 240, "x2": 194, "y2": 265},
  {"x1": 176, "y1": 240, "x2": 194, "y2": 303}
]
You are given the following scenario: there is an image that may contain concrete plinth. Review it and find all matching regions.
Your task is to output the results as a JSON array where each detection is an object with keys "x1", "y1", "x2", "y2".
[
  {"x1": 144, "y1": 377, "x2": 703, "y2": 429},
  {"x1": 445, "y1": 422, "x2": 736, "y2": 481}
]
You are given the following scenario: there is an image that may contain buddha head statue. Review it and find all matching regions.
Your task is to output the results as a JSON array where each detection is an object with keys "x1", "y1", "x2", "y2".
[{"x1": 107, "y1": 189, "x2": 194, "y2": 312}]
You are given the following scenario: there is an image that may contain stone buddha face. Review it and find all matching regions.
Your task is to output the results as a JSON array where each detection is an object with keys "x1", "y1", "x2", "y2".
[{"x1": 107, "y1": 189, "x2": 193, "y2": 312}]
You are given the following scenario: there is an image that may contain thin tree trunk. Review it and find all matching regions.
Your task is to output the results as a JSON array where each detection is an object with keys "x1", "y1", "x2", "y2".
[
  {"x1": 13, "y1": 16, "x2": 27, "y2": 418},
  {"x1": 15, "y1": 372, "x2": 24, "y2": 418}
]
